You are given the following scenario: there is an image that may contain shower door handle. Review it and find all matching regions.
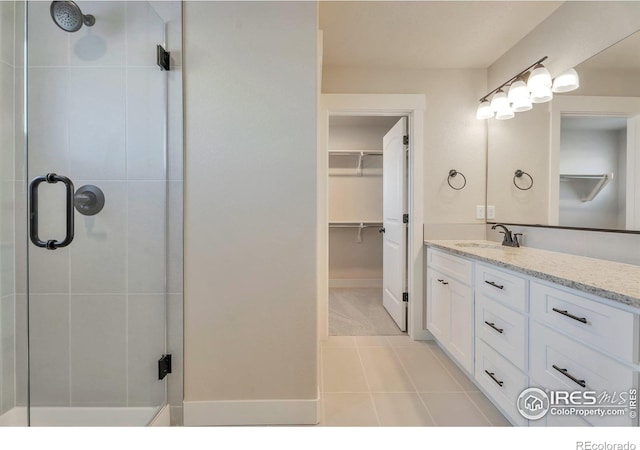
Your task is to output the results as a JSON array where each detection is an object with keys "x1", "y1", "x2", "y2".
[{"x1": 29, "y1": 173, "x2": 75, "y2": 250}]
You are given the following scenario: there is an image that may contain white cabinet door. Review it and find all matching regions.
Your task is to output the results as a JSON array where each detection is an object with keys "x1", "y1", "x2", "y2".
[
  {"x1": 426, "y1": 266, "x2": 474, "y2": 373},
  {"x1": 448, "y1": 279, "x2": 474, "y2": 373},
  {"x1": 382, "y1": 117, "x2": 407, "y2": 331},
  {"x1": 426, "y1": 268, "x2": 450, "y2": 343}
]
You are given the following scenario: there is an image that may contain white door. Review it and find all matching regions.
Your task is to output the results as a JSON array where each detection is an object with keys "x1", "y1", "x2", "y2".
[{"x1": 382, "y1": 117, "x2": 408, "y2": 331}]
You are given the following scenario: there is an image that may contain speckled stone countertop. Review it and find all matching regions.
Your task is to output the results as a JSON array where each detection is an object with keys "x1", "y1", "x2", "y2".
[{"x1": 424, "y1": 240, "x2": 640, "y2": 310}]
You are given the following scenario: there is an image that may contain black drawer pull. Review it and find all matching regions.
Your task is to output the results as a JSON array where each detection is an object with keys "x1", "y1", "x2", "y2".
[
  {"x1": 552, "y1": 308, "x2": 587, "y2": 324},
  {"x1": 437, "y1": 279, "x2": 449, "y2": 285},
  {"x1": 484, "y1": 321, "x2": 504, "y2": 334},
  {"x1": 552, "y1": 364, "x2": 586, "y2": 388},
  {"x1": 485, "y1": 280, "x2": 504, "y2": 290},
  {"x1": 484, "y1": 370, "x2": 504, "y2": 387}
]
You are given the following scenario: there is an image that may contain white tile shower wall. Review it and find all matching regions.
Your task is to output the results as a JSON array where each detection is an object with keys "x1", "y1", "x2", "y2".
[
  {"x1": 24, "y1": 1, "x2": 170, "y2": 408},
  {"x1": 486, "y1": 225, "x2": 640, "y2": 266},
  {"x1": 0, "y1": 0, "x2": 15, "y2": 417}
]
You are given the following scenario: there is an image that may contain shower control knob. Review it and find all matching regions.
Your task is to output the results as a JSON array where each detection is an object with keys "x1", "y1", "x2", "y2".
[{"x1": 74, "y1": 185, "x2": 105, "y2": 216}]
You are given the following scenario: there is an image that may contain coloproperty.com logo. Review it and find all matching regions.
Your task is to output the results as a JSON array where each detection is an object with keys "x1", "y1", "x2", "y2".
[{"x1": 517, "y1": 387, "x2": 638, "y2": 420}]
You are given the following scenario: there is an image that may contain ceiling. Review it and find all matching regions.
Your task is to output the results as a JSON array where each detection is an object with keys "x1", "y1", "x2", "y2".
[{"x1": 319, "y1": 1, "x2": 563, "y2": 70}]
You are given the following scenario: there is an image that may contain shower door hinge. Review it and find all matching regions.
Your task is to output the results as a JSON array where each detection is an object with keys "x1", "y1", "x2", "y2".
[
  {"x1": 403, "y1": 292, "x2": 409, "y2": 302},
  {"x1": 158, "y1": 354, "x2": 172, "y2": 380},
  {"x1": 157, "y1": 44, "x2": 170, "y2": 71},
  {"x1": 403, "y1": 135, "x2": 409, "y2": 146},
  {"x1": 403, "y1": 214, "x2": 409, "y2": 224}
]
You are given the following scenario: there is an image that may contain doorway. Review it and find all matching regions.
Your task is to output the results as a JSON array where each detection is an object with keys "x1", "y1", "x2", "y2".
[
  {"x1": 318, "y1": 93, "x2": 428, "y2": 341},
  {"x1": 328, "y1": 115, "x2": 408, "y2": 335}
]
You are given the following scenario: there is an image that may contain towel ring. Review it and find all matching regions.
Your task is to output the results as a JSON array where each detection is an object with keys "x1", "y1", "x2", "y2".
[
  {"x1": 447, "y1": 169, "x2": 466, "y2": 190},
  {"x1": 513, "y1": 170, "x2": 533, "y2": 190}
]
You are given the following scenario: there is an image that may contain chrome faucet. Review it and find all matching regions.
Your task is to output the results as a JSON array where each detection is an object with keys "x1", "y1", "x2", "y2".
[{"x1": 491, "y1": 224, "x2": 522, "y2": 247}]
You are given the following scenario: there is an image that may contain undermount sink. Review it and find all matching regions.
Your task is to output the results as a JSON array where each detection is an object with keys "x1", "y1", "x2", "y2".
[{"x1": 454, "y1": 242, "x2": 504, "y2": 249}]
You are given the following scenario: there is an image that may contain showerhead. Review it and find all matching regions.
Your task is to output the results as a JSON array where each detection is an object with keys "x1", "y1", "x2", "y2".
[{"x1": 50, "y1": 1, "x2": 95, "y2": 33}]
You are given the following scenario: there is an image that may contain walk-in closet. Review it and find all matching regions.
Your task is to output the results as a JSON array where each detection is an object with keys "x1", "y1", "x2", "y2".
[{"x1": 328, "y1": 115, "x2": 408, "y2": 336}]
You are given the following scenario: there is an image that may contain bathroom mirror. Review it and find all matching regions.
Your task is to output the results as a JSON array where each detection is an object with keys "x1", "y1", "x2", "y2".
[{"x1": 487, "y1": 29, "x2": 640, "y2": 232}]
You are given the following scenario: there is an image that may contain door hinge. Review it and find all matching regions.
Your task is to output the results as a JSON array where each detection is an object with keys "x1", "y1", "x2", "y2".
[
  {"x1": 158, "y1": 354, "x2": 172, "y2": 380},
  {"x1": 403, "y1": 135, "x2": 409, "y2": 146},
  {"x1": 157, "y1": 44, "x2": 170, "y2": 71},
  {"x1": 403, "y1": 292, "x2": 409, "y2": 302},
  {"x1": 403, "y1": 214, "x2": 409, "y2": 224}
]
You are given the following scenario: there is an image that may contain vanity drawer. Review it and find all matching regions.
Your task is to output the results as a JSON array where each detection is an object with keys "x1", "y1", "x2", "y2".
[
  {"x1": 427, "y1": 248, "x2": 472, "y2": 285},
  {"x1": 476, "y1": 293, "x2": 528, "y2": 372},
  {"x1": 475, "y1": 338, "x2": 529, "y2": 426},
  {"x1": 475, "y1": 263, "x2": 527, "y2": 312},
  {"x1": 530, "y1": 281, "x2": 638, "y2": 364},
  {"x1": 530, "y1": 322, "x2": 637, "y2": 427}
]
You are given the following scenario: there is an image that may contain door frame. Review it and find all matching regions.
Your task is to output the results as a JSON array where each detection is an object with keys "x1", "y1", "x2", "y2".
[{"x1": 318, "y1": 94, "x2": 428, "y2": 341}]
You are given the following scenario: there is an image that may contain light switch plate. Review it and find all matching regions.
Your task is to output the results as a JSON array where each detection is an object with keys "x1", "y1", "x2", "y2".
[
  {"x1": 487, "y1": 205, "x2": 496, "y2": 220},
  {"x1": 476, "y1": 205, "x2": 485, "y2": 220}
]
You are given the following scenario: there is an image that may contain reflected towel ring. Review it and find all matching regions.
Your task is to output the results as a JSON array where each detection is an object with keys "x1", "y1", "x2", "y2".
[
  {"x1": 447, "y1": 169, "x2": 466, "y2": 190},
  {"x1": 513, "y1": 170, "x2": 534, "y2": 190}
]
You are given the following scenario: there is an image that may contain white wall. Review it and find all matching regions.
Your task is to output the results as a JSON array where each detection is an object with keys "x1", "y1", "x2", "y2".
[
  {"x1": 322, "y1": 67, "x2": 487, "y2": 228},
  {"x1": 183, "y1": 1, "x2": 318, "y2": 425},
  {"x1": 24, "y1": 0, "x2": 168, "y2": 409},
  {"x1": 559, "y1": 128, "x2": 624, "y2": 229}
]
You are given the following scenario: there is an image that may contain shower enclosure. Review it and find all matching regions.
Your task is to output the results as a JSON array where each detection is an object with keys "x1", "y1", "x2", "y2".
[{"x1": 0, "y1": 1, "x2": 183, "y2": 426}]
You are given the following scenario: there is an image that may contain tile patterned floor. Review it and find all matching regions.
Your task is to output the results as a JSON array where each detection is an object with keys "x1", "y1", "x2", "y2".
[
  {"x1": 320, "y1": 335, "x2": 511, "y2": 427},
  {"x1": 329, "y1": 288, "x2": 406, "y2": 336}
]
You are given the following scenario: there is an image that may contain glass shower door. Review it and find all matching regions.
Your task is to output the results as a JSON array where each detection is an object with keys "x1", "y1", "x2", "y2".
[{"x1": 26, "y1": 1, "x2": 168, "y2": 426}]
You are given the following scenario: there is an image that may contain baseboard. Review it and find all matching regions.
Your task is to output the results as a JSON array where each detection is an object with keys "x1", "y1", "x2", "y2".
[
  {"x1": 170, "y1": 405, "x2": 184, "y2": 426},
  {"x1": 410, "y1": 328, "x2": 433, "y2": 341},
  {"x1": 183, "y1": 397, "x2": 320, "y2": 426},
  {"x1": 149, "y1": 404, "x2": 171, "y2": 427},
  {"x1": 329, "y1": 278, "x2": 382, "y2": 288}
]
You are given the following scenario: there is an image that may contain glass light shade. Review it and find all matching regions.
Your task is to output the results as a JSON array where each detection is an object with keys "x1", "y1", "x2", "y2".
[
  {"x1": 508, "y1": 79, "x2": 532, "y2": 112},
  {"x1": 552, "y1": 68, "x2": 580, "y2": 93},
  {"x1": 495, "y1": 105, "x2": 515, "y2": 120},
  {"x1": 527, "y1": 64, "x2": 552, "y2": 92},
  {"x1": 490, "y1": 90, "x2": 509, "y2": 112},
  {"x1": 476, "y1": 100, "x2": 494, "y2": 120},
  {"x1": 511, "y1": 97, "x2": 532, "y2": 112},
  {"x1": 530, "y1": 85, "x2": 553, "y2": 103}
]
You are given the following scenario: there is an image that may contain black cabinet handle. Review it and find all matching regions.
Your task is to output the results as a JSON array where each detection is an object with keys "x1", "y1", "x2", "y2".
[
  {"x1": 485, "y1": 280, "x2": 504, "y2": 290},
  {"x1": 484, "y1": 321, "x2": 504, "y2": 334},
  {"x1": 552, "y1": 308, "x2": 587, "y2": 324},
  {"x1": 29, "y1": 173, "x2": 75, "y2": 250},
  {"x1": 552, "y1": 364, "x2": 586, "y2": 388},
  {"x1": 484, "y1": 370, "x2": 504, "y2": 387},
  {"x1": 437, "y1": 279, "x2": 449, "y2": 285}
]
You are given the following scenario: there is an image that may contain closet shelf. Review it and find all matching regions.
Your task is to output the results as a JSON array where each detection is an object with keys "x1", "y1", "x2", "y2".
[
  {"x1": 559, "y1": 173, "x2": 612, "y2": 202},
  {"x1": 329, "y1": 150, "x2": 383, "y2": 176},
  {"x1": 329, "y1": 221, "x2": 383, "y2": 243},
  {"x1": 328, "y1": 149, "x2": 383, "y2": 156}
]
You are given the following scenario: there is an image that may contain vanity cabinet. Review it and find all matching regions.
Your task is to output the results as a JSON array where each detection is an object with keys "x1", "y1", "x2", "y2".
[
  {"x1": 425, "y1": 245, "x2": 640, "y2": 427},
  {"x1": 426, "y1": 249, "x2": 474, "y2": 374}
]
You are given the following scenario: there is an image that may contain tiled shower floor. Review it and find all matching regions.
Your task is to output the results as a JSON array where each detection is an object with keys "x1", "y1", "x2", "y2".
[{"x1": 319, "y1": 335, "x2": 511, "y2": 426}]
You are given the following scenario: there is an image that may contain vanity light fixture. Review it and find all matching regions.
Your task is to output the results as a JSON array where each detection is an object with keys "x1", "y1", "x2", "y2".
[{"x1": 476, "y1": 56, "x2": 579, "y2": 120}]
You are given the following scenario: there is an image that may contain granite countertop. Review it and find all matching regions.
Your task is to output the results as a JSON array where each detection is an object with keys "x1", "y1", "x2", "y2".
[{"x1": 424, "y1": 240, "x2": 640, "y2": 310}]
